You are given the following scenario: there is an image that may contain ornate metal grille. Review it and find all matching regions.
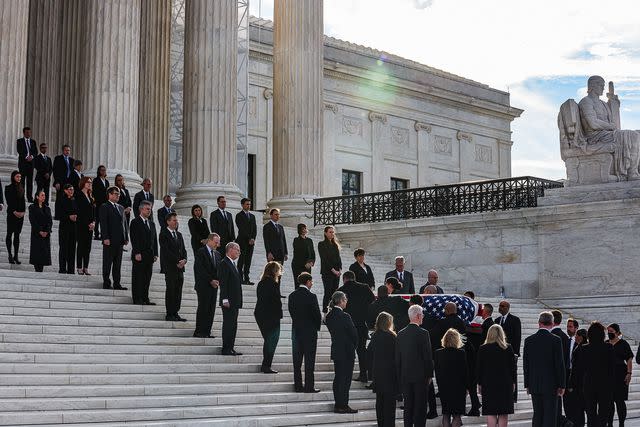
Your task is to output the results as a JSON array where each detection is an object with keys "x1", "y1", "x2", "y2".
[{"x1": 314, "y1": 176, "x2": 563, "y2": 226}]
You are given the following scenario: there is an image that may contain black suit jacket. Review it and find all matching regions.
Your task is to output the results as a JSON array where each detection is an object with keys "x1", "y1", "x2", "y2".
[
  {"x1": 569, "y1": 343, "x2": 615, "y2": 393},
  {"x1": 188, "y1": 217, "x2": 210, "y2": 251},
  {"x1": 523, "y1": 329, "x2": 566, "y2": 394},
  {"x1": 157, "y1": 206, "x2": 175, "y2": 227},
  {"x1": 5, "y1": 184, "x2": 26, "y2": 215},
  {"x1": 33, "y1": 153, "x2": 53, "y2": 184},
  {"x1": 254, "y1": 277, "x2": 283, "y2": 331},
  {"x1": 481, "y1": 317, "x2": 494, "y2": 343},
  {"x1": 210, "y1": 209, "x2": 236, "y2": 246},
  {"x1": 288, "y1": 287, "x2": 321, "y2": 334},
  {"x1": 396, "y1": 323, "x2": 433, "y2": 385},
  {"x1": 92, "y1": 177, "x2": 109, "y2": 206},
  {"x1": 367, "y1": 330, "x2": 399, "y2": 395},
  {"x1": 291, "y1": 236, "x2": 315, "y2": 272},
  {"x1": 551, "y1": 327, "x2": 571, "y2": 378},
  {"x1": 349, "y1": 262, "x2": 375, "y2": 288},
  {"x1": 431, "y1": 314, "x2": 467, "y2": 350},
  {"x1": 367, "y1": 295, "x2": 410, "y2": 331},
  {"x1": 52, "y1": 155, "x2": 74, "y2": 186},
  {"x1": 339, "y1": 280, "x2": 374, "y2": 327},
  {"x1": 235, "y1": 210, "x2": 257, "y2": 243},
  {"x1": 218, "y1": 257, "x2": 243, "y2": 309},
  {"x1": 69, "y1": 171, "x2": 83, "y2": 193},
  {"x1": 75, "y1": 193, "x2": 95, "y2": 230},
  {"x1": 494, "y1": 313, "x2": 522, "y2": 356},
  {"x1": 16, "y1": 138, "x2": 37, "y2": 173},
  {"x1": 193, "y1": 246, "x2": 220, "y2": 292},
  {"x1": 117, "y1": 187, "x2": 132, "y2": 211},
  {"x1": 325, "y1": 307, "x2": 358, "y2": 362},
  {"x1": 99, "y1": 202, "x2": 128, "y2": 246},
  {"x1": 133, "y1": 191, "x2": 154, "y2": 219},
  {"x1": 385, "y1": 270, "x2": 415, "y2": 294},
  {"x1": 317, "y1": 240, "x2": 341, "y2": 275},
  {"x1": 263, "y1": 221, "x2": 288, "y2": 261},
  {"x1": 159, "y1": 227, "x2": 187, "y2": 275},
  {"x1": 129, "y1": 216, "x2": 158, "y2": 261}
]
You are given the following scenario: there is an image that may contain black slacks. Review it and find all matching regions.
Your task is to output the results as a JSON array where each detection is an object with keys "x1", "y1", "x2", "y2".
[
  {"x1": 355, "y1": 323, "x2": 368, "y2": 380},
  {"x1": 221, "y1": 307, "x2": 239, "y2": 352},
  {"x1": 321, "y1": 274, "x2": 340, "y2": 313},
  {"x1": 102, "y1": 244, "x2": 123, "y2": 287},
  {"x1": 564, "y1": 389, "x2": 585, "y2": 427},
  {"x1": 237, "y1": 240, "x2": 254, "y2": 281},
  {"x1": 6, "y1": 215, "x2": 23, "y2": 257},
  {"x1": 58, "y1": 222, "x2": 76, "y2": 273},
  {"x1": 194, "y1": 286, "x2": 218, "y2": 336},
  {"x1": 376, "y1": 392, "x2": 396, "y2": 427},
  {"x1": 164, "y1": 271, "x2": 184, "y2": 316},
  {"x1": 531, "y1": 393, "x2": 559, "y2": 427},
  {"x1": 584, "y1": 388, "x2": 612, "y2": 427},
  {"x1": 427, "y1": 381, "x2": 437, "y2": 414},
  {"x1": 76, "y1": 228, "x2": 92, "y2": 269},
  {"x1": 258, "y1": 324, "x2": 280, "y2": 369},
  {"x1": 131, "y1": 257, "x2": 153, "y2": 303},
  {"x1": 292, "y1": 328, "x2": 318, "y2": 390},
  {"x1": 22, "y1": 169, "x2": 34, "y2": 201},
  {"x1": 402, "y1": 381, "x2": 428, "y2": 427},
  {"x1": 333, "y1": 357, "x2": 355, "y2": 408},
  {"x1": 35, "y1": 179, "x2": 50, "y2": 205}
]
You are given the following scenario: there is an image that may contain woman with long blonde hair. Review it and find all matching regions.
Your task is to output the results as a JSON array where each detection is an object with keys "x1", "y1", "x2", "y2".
[
  {"x1": 367, "y1": 312, "x2": 398, "y2": 426},
  {"x1": 435, "y1": 328, "x2": 468, "y2": 427},
  {"x1": 477, "y1": 324, "x2": 516, "y2": 427}
]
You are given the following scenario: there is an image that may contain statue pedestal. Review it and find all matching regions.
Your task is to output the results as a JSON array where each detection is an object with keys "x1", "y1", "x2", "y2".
[{"x1": 564, "y1": 152, "x2": 616, "y2": 186}]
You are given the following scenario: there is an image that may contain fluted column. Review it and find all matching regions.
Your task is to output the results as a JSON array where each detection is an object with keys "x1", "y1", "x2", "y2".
[
  {"x1": 0, "y1": 0, "x2": 30, "y2": 178},
  {"x1": 25, "y1": 0, "x2": 63, "y2": 155},
  {"x1": 269, "y1": 0, "x2": 324, "y2": 224},
  {"x1": 175, "y1": 0, "x2": 242, "y2": 213},
  {"x1": 138, "y1": 0, "x2": 171, "y2": 197},
  {"x1": 79, "y1": 0, "x2": 142, "y2": 188}
]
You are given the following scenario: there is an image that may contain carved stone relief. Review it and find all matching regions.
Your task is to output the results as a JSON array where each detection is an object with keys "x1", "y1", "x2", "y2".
[
  {"x1": 391, "y1": 126, "x2": 409, "y2": 146},
  {"x1": 342, "y1": 116, "x2": 363, "y2": 136},
  {"x1": 433, "y1": 135, "x2": 452, "y2": 156},
  {"x1": 475, "y1": 144, "x2": 493, "y2": 163}
]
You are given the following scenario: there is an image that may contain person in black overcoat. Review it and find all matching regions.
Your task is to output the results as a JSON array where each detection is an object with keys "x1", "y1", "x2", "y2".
[
  {"x1": 100, "y1": 187, "x2": 128, "y2": 290},
  {"x1": 384, "y1": 256, "x2": 415, "y2": 294},
  {"x1": 367, "y1": 311, "x2": 398, "y2": 427},
  {"x1": 254, "y1": 262, "x2": 283, "y2": 373},
  {"x1": 188, "y1": 204, "x2": 210, "y2": 258},
  {"x1": 325, "y1": 291, "x2": 359, "y2": 414},
  {"x1": 339, "y1": 271, "x2": 375, "y2": 382},
  {"x1": 92, "y1": 165, "x2": 109, "y2": 239},
  {"x1": 606, "y1": 323, "x2": 635, "y2": 427},
  {"x1": 192, "y1": 234, "x2": 220, "y2": 338},
  {"x1": 28, "y1": 190, "x2": 52, "y2": 272},
  {"x1": 159, "y1": 213, "x2": 188, "y2": 321},
  {"x1": 129, "y1": 200, "x2": 158, "y2": 306},
  {"x1": 235, "y1": 198, "x2": 257, "y2": 285},
  {"x1": 477, "y1": 324, "x2": 517, "y2": 426},
  {"x1": 75, "y1": 177, "x2": 95, "y2": 275},
  {"x1": 291, "y1": 223, "x2": 315, "y2": 286},
  {"x1": 157, "y1": 195, "x2": 175, "y2": 229},
  {"x1": 114, "y1": 174, "x2": 132, "y2": 223},
  {"x1": 58, "y1": 184, "x2": 78, "y2": 274},
  {"x1": 288, "y1": 272, "x2": 322, "y2": 393},
  {"x1": 5, "y1": 171, "x2": 26, "y2": 264},
  {"x1": 318, "y1": 226, "x2": 342, "y2": 313},
  {"x1": 52, "y1": 145, "x2": 74, "y2": 220},
  {"x1": 16, "y1": 127, "x2": 37, "y2": 202},
  {"x1": 430, "y1": 303, "x2": 467, "y2": 351},
  {"x1": 33, "y1": 142, "x2": 53, "y2": 205},
  {"x1": 435, "y1": 329, "x2": 468, "y2": 427},
  {"x1": 263, "y1": 208, "x2": 288, "y2": 262},
  {"x1": 218, "y1": 242, "x2": 243, "y2": 355},
  {"x1": 209, "y1": 196, "x2": 235, "y2": 256},
  {"x1": 132, "y1": 178, "x2": 154, "y2": 220},
  {"x1": 349, "y1": 248, "x2": 375, "y2": 290},
  {"x1": 366, "y1": 279, "x2": 410, "y2": 332}
]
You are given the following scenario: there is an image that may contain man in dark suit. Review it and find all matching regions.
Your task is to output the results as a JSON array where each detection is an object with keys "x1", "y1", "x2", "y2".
[
  {"x1": 209, "y1": 196, "x2": 235, "y2": 256},
  {"x1": 263, "y1": 208, "x2": 288, "y2": 263},
  {"x1": 430, "y1": 302, "x2": 466, "y2": 350},
  {"x1": 70, "y1": 160, "x2": 84, "y2": 195},
  {"x1": 235, "y1": 197, "x2": 257, "y2": 285},
  {"x1": 339, "y1": 271, "x2": 374, "y2": 382},
  {"x1": 17, "y1": 127, "x2": 38, "y2": 202},
  {"x1": 193, "y1": 233, "x2": 221, "y2": 338},
  {"x1": 133, "y1": 178, "x2": 154, "y2": 220},
  {"x1": 551, "y1": 310, "x2": 571, "y2": 426},
  {"x1": 418, "y1": 269, "x2": 445, "y2": 294},
  {"x1": 396, "y1": 304, "x2": 434, "y2": 426},
  {"x1": 524, "y1": 311, "x2": 566, "y2": 427},
  {"x1": 129, "y1": 200, "x2": 158, "y2": 305},
  {"x1": 99, "y1": 187, "x2": 128, "y2": 291},
  {"x1": 157, "y1": 194, "x2": 175, "y2": 228},
  {"x1": 33, "y1": 142, "x2": 53, "y2": 204},
  {"x1": 218, "y1": 242, "x2": 243, "y2": 355},
  {"x1": 480, "y1": 303, "x2": 494, "y2": 343},
  {"x1": 384, "y1": 256, "x2": 415, "y2": 294},
  {"x1": 52, "y1": 144, "x2": 74, "y2": 219},
  {"x1": 159, "y1": 212, "x2": 188, "y2": 321},
  {"x1": 494, "y1": 299, "x2": 522, "y2": 402},
  {"x1": 325, "y1": 291, "x2": 358, "y2": 414},
  {"x1": 289, "y1": 272, "x2": 322, "y2": 393}
]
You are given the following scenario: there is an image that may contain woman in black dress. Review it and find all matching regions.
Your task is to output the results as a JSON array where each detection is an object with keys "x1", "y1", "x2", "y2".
[
  {"x1": 607, "y1": 323, "x2": 634, "y2": 427},
  {"x1": 114, "y1": 174, "x2": 132, "y2": 222},
  {"x1": 92, "y1": 165, "x2": 108, "y2": 240},
  {"x1": 75, "y1": 176, "x2": 95, "y2": 275},
  {"x1": 5, "y1": 170, "x2": 26, "y2": 264},
  {"x1": 435, "y1": 328, "x2": 468, "y2": 427},
  {"x1": 187, "y1": 204, "x2": 210, "y2": 257},
  {"x1": 367, "y1": 311, "x2": 398, "y2": 427},
  {"x1": 317, "y1": 226, "x2": 342, "y2": 313},
  {"x1": 348, "y1": 247, "x2": 375, "y2": 289},
  {"x1": 253, "y1": 261, "x2": 283, "y2": 374},
  {"x1": 477, "y1": 324, "x2": 516, "y2": 427},
  {"x1": 28, "y1": 190, "x2": 52, "y2": 272},
  {"x1": 291, "y1": 223, "x2": 315, "y2": 286},
  {"x1": 58, "y1": 184, "x2": 78, "y2": 274}
]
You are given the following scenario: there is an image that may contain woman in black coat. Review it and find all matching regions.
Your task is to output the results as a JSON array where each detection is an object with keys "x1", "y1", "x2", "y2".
[
  {"x1": 115, "y1": 174, "x2": 132, "y2": 222},
  {"x1": 348, "y1": 247, "x2": 375, "y2": 289},
  {"x1": 366, "y1": 311, "x2": 398, "y2": 427},
  {"x1": 317, "y1": 226, "x2": 342, "y2": 313},
  {"x1": 75, "y1": 176, "x2": 95, "y2": 275},
  {"x1": 435, "y1": 328, "x2": 468, "y2": 427},
  {"x1": 58, "y1": 184, "x2": 78, "y2": 274},
  {"x1": 253, "y1": 261, "x2": 283, "y2": 374},
  {"x1": 607, "y1": 323, "x2": 634, "y2": 427},
  {"x1": 187, "y1": 204, "x2": 210, "y2": 257},
  {"x1": 91, "y1": 165, "x2": 108, "y2": 240},
  {"x1": 477, "y1": 324, "x2": 516, "y2": 427},
  {"x1": 291, "y1": 223, "x2": 315, "y2": 285},
  {"x1": 5, "y1": 170, "x2": 26, "y2": 264},
  {"x1": 28, "y1": 190, "x2": 52, "y2": 272}
]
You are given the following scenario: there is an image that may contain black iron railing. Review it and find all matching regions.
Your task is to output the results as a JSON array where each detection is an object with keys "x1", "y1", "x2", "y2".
[{"x1": 314, "y1": 176, "x2": 563, "y2": 226}]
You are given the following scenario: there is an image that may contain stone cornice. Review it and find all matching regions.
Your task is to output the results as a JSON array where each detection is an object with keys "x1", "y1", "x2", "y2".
[{"x1": 414, "y1": 122, "x2": 432, "y2": 133}]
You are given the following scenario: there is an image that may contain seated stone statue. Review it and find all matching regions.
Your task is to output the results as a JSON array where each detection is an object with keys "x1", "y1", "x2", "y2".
[{"x1": 558, "y1": 75, "x2": 640, "y2": 185}]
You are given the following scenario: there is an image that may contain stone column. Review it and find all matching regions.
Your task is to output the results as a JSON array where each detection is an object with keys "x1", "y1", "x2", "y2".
[
  {"x1": 323, "y1": 102, "x2": 339, "y2": 196},
  {"x1": 79, "y1": 0, "x2": 142, "y2": 188},
  {"x1": 415, "y1": 122, "x2": 432, "y2": 186},
  {"x1": 457, "y1": 131, "x2": 473, "y2": 182},
  {"x1": 25, "y1": 0, "x2": 63, "y2": 155},
  {"x1": 138, "y1": 0, "x2": 171, "y2": 197},
  {"x1": 176, "y1": 0, "x2": 242, "y2": 213},
  {"x1": 0, "y1": 0, "x2": 30, "y2": 178},
  {"x1": 497, "y1": 139, "x2": 513, "y2": 177},
  {"x1": 369, "y1": 111, "x2": 388, "y2": 192},
  {"x1": 269, "y1": 0, "x2": 324, "y2": 224}
]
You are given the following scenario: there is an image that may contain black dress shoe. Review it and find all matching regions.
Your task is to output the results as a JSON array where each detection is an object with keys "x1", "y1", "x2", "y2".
[
  {"x1": 113, "y1": 285, "x2": 128, "y2": 290},
  {"x1": 231, "y1": 349, "x2": 243, "y2": 356},
  {"x1": 206, "y1": 335, "x2": 215, "y2": 338},
  {"x1": 193, "y1": 332, "x2": 208, "y2": 338},
  {"x1": 165, "y1": 314, "x2": 177, "y2": 321},
  {"x1": 133, "y1": 300, "x2": 144, "y2": 305},
  {"x1": 103, "y1": 285, "x2": 113, "y2": 289},
  {"x1": 355, "y1": 375, "x2": 368, "y2": 383},
  {"x1": 9, "y1": 256, "x2": 15, "y2": 265},
  {"x1": 175, "y1": 314, "x2": 187, "y2": 322},
  {"x1": 144, "y1": 301, "x2": 156, "y2": 305},
  {"x1": 221, "y1": 350, "x2": 235, "y2": 356},
  {"x1": 304, "y1": 388, "x2": 320, "y2": 393},
  {"x1": 334, "y1": 406, "x2": 358, "y2": 414},
  {"x1": 13, "y1": 257, "x2": 21, "y2": 265},
  {"x1": 294, "y1": 387, "x2": 304, "y2": 393},
  {"x1": 261, "y1": 368, "x2": 278, "y2": 374},
  {"x1": 426, "y1": 411, "x2": 438, "y2": 419}
]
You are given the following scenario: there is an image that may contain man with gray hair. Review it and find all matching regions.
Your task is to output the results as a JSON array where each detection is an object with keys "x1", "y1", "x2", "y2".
[
  {"x1": 385, "y1": 256, "x2": 415, "y2": 294},
  {"x1": 129, "y1": 200, "x2": 158, "y2": 305},
  {"x1": 523, "y1": 311, "x2": 566, "y2": 427},
  {"x1": 219, "y1": 241, "x2": 243, "y2": 356},
  {"x1": 419, "y1": 269, "x2": 444, "y2": 294}
]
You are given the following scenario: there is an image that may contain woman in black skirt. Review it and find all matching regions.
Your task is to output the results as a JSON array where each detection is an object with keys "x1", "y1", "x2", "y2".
[
  {"x1": 367, "y1": 311, "x2": 398, "y2": 427},
  {"x1": 607, "y1": 323, "x2": 634, "y2": 427},
  {"x1": 435, "y1": 328, "x2": 468, "y2": 427},
  {"x1": 75, "y1": 176, "x2": 95, "y2": 275},
  {"x1": 58, "y1": 184, "x2": 78, "y2": 274},
  {"x1": 187, "y1": 204, "x2": 210, "y2": 257},
  {"x1": 291, "y1": 223, "x2": 315, "y2": 285},
  {"x1": 28, "y1": 190, "x2": 52, "y2": 272},
  {"x1": 317, "y1": 226, "x2": 342, "y2": 313},
  {"x1": 253, "y1": 261, "x2": 283, "y2": 374},
  {"x1": 5, "y1": 170, "x2": 26, "y2": 264}
]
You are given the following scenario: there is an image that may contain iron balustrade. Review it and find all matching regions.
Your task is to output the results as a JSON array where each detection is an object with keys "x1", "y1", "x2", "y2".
[{"x1": 313, "y1": 176, "x2": 563, "y2": 226}]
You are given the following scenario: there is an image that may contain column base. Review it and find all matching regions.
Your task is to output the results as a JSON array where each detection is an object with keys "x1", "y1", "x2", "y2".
[
  {"x1": 174, "y1": 183, "x2": 244, "y2": 216},
  {"x1": 0, "y1": 155, "x2": 19, "y2": 183},
  {"x1": 266, "y1": 196, "x2": 317, "y2": 228},
  {"x1": 106, "y1": 168, "x2": 144, "y2": 194}
]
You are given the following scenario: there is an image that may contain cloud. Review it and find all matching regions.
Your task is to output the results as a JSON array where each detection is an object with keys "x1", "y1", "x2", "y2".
[{"x1": 412, "y1": 0, "x2": 435, "y2": 9}]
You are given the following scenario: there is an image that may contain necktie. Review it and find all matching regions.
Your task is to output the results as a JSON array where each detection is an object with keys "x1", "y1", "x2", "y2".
[
  {"x1": 26, "y1": 139, "x2": 30, "y2": 153},
  {"x1": 501, "y1": 317, "x2": 505, "y2": 326},
  {"x1": 172, "y1": 231, "x2": 177, "y2": 240},
  {"x1": 144, "y1": 219, "x2": 149, "y2": 230},
  {"x1": 145, "y1": 192, "x2": 149, "y2": 200},
  {"x1": 399, "y1": 272, "x2": 403, "y2": 281},
  {"x1": 65, "y1": 157, "x2": 70, "y2": 177}
]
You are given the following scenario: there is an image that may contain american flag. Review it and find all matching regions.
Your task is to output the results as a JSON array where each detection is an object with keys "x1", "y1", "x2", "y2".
[{"x1": 397, "y1": 294, "x2": 480, "y2": 325}]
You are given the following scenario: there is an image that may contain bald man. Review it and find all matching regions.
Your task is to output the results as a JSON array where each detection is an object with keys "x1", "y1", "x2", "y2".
[{"x1": 419, "y1": 269, "x2": 444, "y2": 294}]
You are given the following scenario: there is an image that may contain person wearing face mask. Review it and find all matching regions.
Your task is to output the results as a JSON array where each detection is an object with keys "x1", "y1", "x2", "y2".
[{"x1": 606, "y1": 323, "x2": 634, "y2": 427}]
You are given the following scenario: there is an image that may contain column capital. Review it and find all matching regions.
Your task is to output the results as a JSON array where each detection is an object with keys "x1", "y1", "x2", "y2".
[
  {"x1": 368, "y1": 111, "x2": 388, "y2": 124},
  {"x1": 457, "y1": 131, "x2": 473, "y2": 142},
  {"x1": 414, "y1": 122, "x2": 432, "y2": 133},
  {"x1": 263, "y1": 88, "x2": 273, "y2": 99},
  {"x1": 497, "y1": 139, "x2": 514, "y2": 146},
  {"x1": 324, "y1": 102, "x2": 339, "y2": 114}
]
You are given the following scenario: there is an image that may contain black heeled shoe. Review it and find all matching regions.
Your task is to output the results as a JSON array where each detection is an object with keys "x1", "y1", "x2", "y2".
[
  {"x1": 13, "y1": 257, "x2": 21, "y2": 265},
  {"x1": 8, "y1": 255, "x2": 15, "y2": 264}
]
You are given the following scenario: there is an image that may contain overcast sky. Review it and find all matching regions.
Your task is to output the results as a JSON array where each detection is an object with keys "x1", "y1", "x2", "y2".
[{"x1": 249, "y1": 0, "x2": 640, "y2": 180}]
